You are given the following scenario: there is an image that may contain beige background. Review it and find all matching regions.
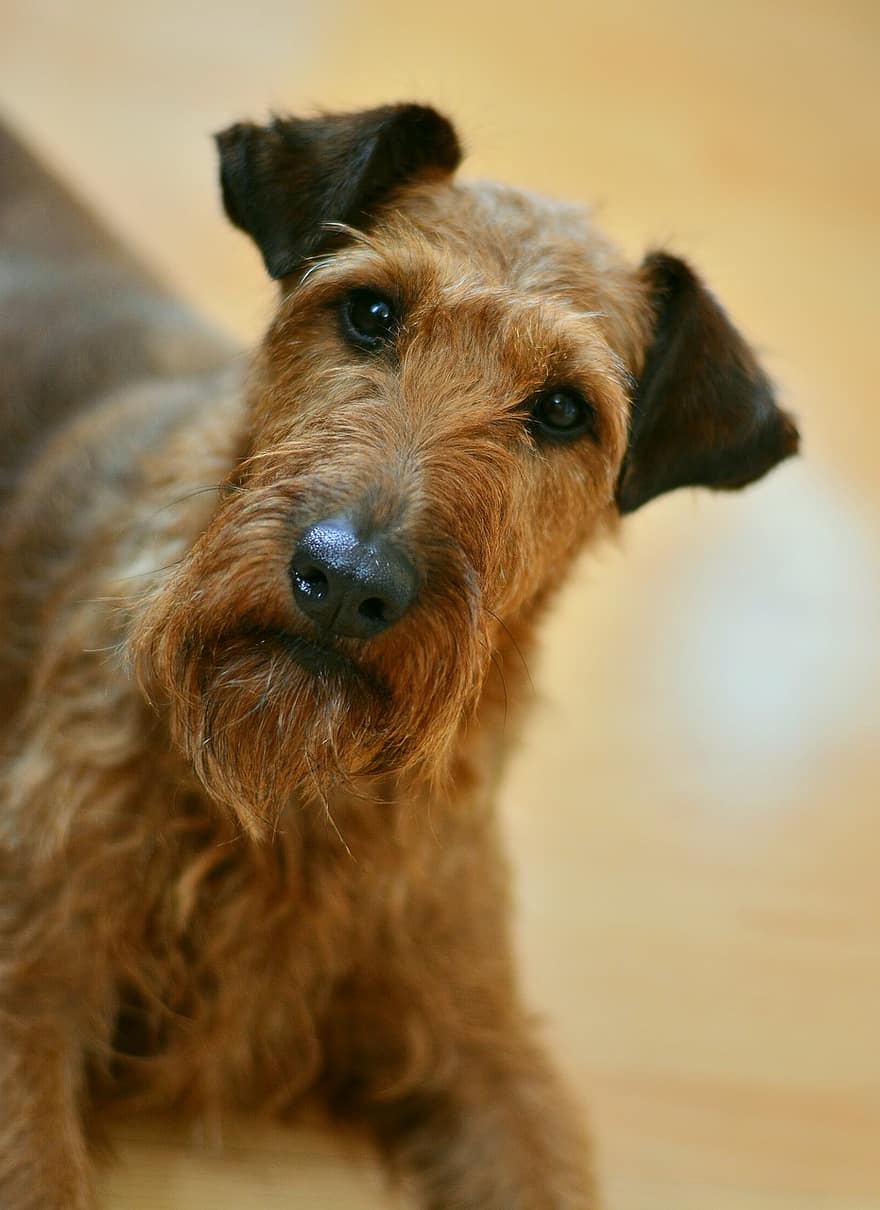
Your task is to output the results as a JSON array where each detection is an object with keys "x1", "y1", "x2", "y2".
[{"x1": 2, "y1": 0, "x2": 879, "y2": 1206}]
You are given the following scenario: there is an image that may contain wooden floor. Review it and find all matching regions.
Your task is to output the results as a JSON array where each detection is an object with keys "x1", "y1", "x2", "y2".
[{"x1": 2, "y1": 1, "x2": 879, "y2": 1206}]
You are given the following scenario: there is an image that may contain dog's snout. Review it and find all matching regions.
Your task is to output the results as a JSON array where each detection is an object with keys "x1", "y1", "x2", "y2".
[{"x1": 290, "y1": 518, "x2": 418, "y2": 639}]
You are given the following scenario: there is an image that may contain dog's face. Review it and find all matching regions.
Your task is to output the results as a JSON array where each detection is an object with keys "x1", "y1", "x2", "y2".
[{"x1": 134, "y1": 106, "x2": 797, "y2": 834}]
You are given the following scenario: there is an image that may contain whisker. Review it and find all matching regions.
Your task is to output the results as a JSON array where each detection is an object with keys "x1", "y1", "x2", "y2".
[
  {"x1": 114, "y1": 557, "x2": 187, "y2": 583},
  {"x1": 304, "y1": 749, "x2": 356, "y2": 862},
  {"x1": 488, "y1": 646, "x2": 509, "y2": 734},
  {"x1": 486, "y1": 608, "x2": 533, "y2": 689},
  {"x1": 147, "y1": 484, "x2": 224, "y2": 520}
]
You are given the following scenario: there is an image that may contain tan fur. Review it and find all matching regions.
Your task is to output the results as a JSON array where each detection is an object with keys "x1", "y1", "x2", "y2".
[{"x1": 0, "y1": 110, "x2": 795, "y2": 1210}]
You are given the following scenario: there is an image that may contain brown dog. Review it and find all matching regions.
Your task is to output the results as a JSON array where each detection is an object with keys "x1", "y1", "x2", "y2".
[{"x1": 0, "y1": 104, "x2": 797, "y2": 1209}]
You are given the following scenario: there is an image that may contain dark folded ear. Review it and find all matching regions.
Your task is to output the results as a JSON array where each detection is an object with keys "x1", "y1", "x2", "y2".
[
  {"x1": 214, "y1": 103, "x2": 461, "y2": 279},
  {"x1": 615, "y1": 252, "x2": 799, "y2": 514}
]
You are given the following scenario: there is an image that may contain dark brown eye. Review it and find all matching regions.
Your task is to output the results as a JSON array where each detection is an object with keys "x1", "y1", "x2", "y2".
[
  {"x1": 341, "y1": 289, "x2": 397, "y2": 349},
  {"x1": 529, "y1": 389, "x2": 597, "y2": 441}
]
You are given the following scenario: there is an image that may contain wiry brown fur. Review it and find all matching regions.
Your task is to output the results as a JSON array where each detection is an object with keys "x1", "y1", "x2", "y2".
[{"x1": 0, "y1": 107, "x2": 797, "y2": 1210}]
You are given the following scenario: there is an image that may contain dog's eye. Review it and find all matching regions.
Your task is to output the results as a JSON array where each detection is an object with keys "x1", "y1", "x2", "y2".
[
  {"x1": 341, "y1": 290, "x2": 397, "y2": 350},
  {"x1": 529, "y1": 389, "x2": 597, "y2": 441}
]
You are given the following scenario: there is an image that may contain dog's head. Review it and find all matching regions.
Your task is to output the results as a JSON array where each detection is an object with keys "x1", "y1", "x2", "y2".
[{"x1": 134, "y1": 105, "x2": 798, "y2": 834}]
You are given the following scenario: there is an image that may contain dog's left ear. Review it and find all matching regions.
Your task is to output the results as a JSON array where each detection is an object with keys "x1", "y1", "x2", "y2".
[
  {"x1": 615, "y1": 252, "x2": 799, "y2": 514},
  {"x1": 214, "y1": 104, "x2": 461, "y2": 280}
]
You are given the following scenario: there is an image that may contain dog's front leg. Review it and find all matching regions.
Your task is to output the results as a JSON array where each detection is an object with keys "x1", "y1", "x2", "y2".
[
  {"x1": 0, "y1": 1014, "x2": 95, "y2": 1209},
  {"x1": 376, "y1": 1025, "x2": 597, "y2": 1210},
  {"x1": 0, "y1": 803, "x2": 104, "y2": 1209},
  {"x1": 325, "y1": 975, "x2": 597, "y2": 1210},
  {"x1": 321, "y1": 815, "x2": 598, "y2": 1210}
]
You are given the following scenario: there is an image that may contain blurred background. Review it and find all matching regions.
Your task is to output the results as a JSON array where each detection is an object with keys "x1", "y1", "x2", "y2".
[{"x1": 2, "y1": 1, "x2": 878, "y2": 1206}]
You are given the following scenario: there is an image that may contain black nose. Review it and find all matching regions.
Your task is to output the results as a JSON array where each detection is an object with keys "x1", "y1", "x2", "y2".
[{"x1": 290, "y1": 518, "x2": 418, "y2": 639}]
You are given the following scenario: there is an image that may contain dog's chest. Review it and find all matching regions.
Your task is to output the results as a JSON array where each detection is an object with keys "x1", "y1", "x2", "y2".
[{"x1": 107, "y1": 796, "x2": 419, "y2": 1110}]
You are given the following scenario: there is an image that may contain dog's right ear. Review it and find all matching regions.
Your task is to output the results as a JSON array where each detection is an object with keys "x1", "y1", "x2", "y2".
[{"x1": 214, "y1": 104, "x2": 461, "y2": 280}]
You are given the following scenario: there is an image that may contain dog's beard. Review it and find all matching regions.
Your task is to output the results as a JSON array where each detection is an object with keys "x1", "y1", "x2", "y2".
[
  {"x1": 131, "y1": 497, "x2": 489, "y2": 837},
  {"x1": 177, "y1": 632, "x2": 384, "y2": 819}
]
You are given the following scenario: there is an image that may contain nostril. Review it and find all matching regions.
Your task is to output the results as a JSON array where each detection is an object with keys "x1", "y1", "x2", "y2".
[
  {"x1": 358, "y1": 597, "x2": 387, "y2": 623},
  {"x1": 293, "y1": 562, "x2": 329, "y2": 598}
]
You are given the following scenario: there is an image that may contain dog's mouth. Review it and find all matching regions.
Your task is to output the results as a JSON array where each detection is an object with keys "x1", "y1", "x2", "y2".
[
  {"x1": 277, "y1": 631, "x2": 361, "y2": 679},
  {"x1": 229, "y1": 623, "x2": 391, "y2": 699}
]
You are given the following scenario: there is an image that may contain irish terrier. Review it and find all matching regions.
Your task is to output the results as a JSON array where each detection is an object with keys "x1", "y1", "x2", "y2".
[{"x1": 0, "y1": 103, "x2": 798, "y2": 1209}]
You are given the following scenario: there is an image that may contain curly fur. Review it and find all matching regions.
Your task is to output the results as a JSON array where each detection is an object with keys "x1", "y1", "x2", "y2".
[{"x1": 0, "y1": 107, "x2": 796, "y2": 1210}]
